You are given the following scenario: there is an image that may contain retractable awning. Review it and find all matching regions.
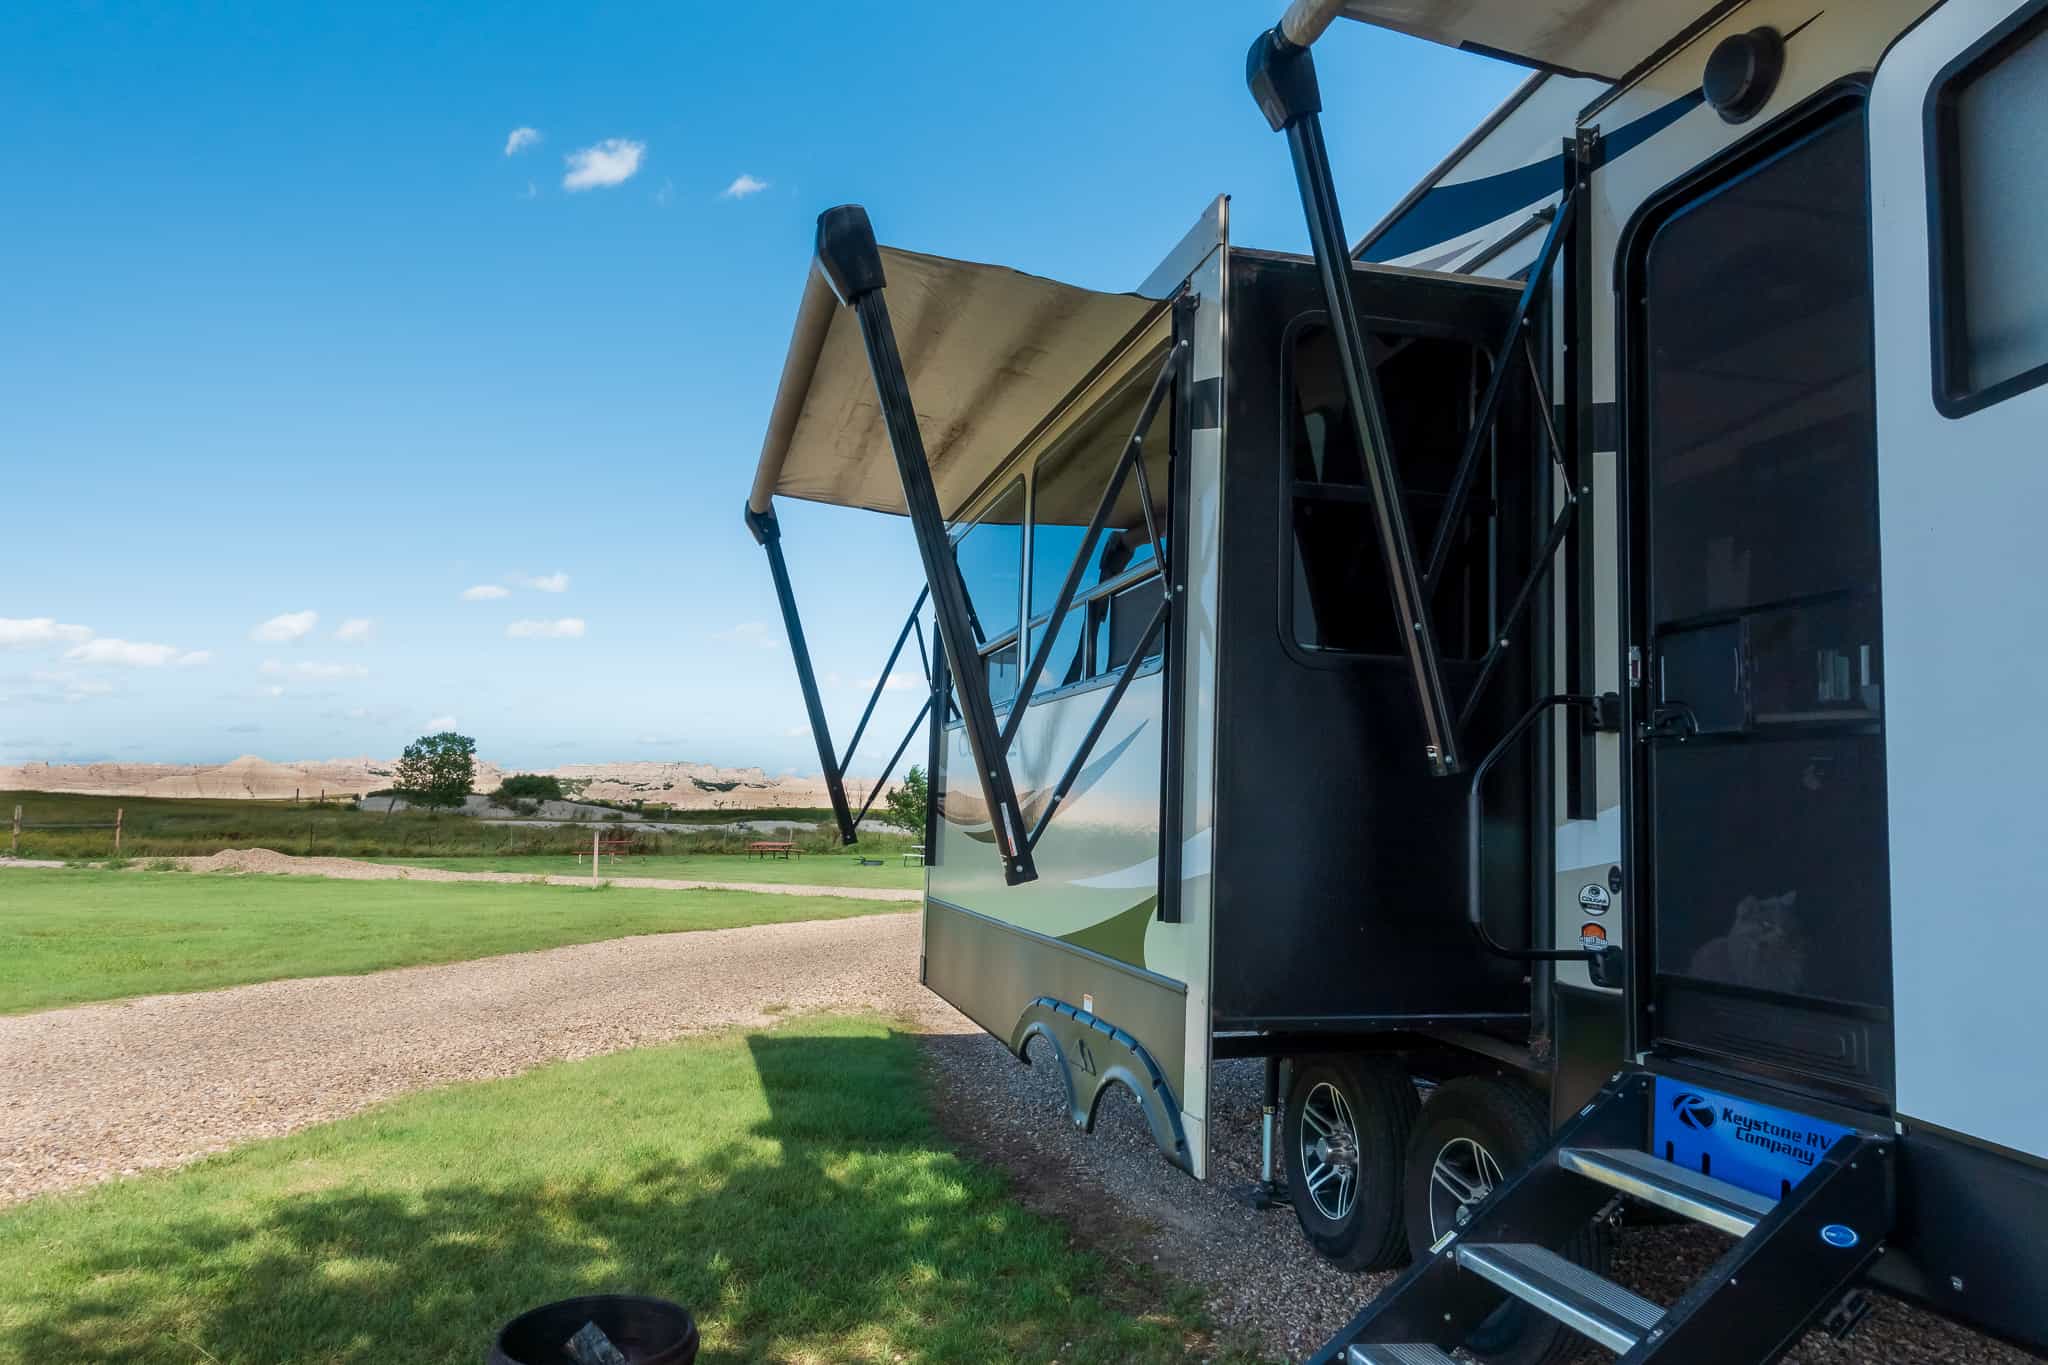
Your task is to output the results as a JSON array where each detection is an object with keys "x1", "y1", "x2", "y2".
[
  {"x1": 749, "y1": 247, "x2": 1159, "y2": 521},
  {"x1": 1306, "y1": 1, "x2": 1722, "y2": 81}
]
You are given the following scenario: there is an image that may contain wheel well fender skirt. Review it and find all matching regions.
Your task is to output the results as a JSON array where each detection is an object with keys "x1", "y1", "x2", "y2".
[{"x1": 1011, "y1": 996, "x2": 1192, "y2": 1174}]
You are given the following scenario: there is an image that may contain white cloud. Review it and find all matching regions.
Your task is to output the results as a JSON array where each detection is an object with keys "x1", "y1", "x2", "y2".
[
  {"x1": 513, "y1": 570, "x2": 569, "y2": 593},
  {"x1": 721, "y1": 173, "x2": 769, "y2": 199},
  {"x1": 855, "y1": 668, "x2": 924, "y2": 694},
  {"x1": 261, "y1": 658, "x2": 369, "y2": 680},
  {"x1": 562, "y1": 138, "x2": 644, "y2": 191},
  {"x1": 504, "y1": 126, "x2": 540, "y2": 156},
  {"x1": 251, "y1": 610, "x2": 318, "y2": 642},
  {"x1": 23, "y1": 670, "x2": 115, "y2": 704},
  {"x1": 334, "y1": 618, "x2": 375, "y2": 643},
  {"x1": 507, "y1": 617, "x2": 586, "y2": 639},
  {"x1": 426, "y1": 714, "x2": 458, "y2": 731},
  {"x1": 265, "y1": 684, "x2": 286, "y2": 698},
  {"x1": 0, "y1": 618, "x2": 93, "y2": 648},
  {"x1": 461, "y1": 584, "x2": 510, "y2": 601},
  {"x1": 717, "y1": 621, "x2": 779, "y2": 650},
  {"x1": 65, "y1": 639, "x2": 208, "y2": 668}
]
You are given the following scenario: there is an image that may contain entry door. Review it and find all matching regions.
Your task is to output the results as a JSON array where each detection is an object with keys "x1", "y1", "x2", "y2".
[
  {"x1": 1870, "y1": 0, "x2": 2048, "y2": 1161},
  {"x1": 1628, "y1": 96, "x2": 1893, "y2": 1104}
]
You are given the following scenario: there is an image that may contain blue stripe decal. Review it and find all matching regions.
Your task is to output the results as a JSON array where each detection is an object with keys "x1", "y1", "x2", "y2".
[{"x1": 1360, "y1": 88, "x2": 1707, "y2": 264}]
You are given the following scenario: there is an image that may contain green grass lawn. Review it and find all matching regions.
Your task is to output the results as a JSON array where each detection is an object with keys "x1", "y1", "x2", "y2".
[
  {"x1": 2, "y1": 788, "x2": 914, "y2": 862},
  {"x1": 370, "y1": 852, "x2": 926, "y2": 889},
  {"x1": 0, "y1": 1015, "x2": 1232, "y2": 1364},
  {"x1": 0, "y1": 870, "x2": 903, "y2": 1014}
]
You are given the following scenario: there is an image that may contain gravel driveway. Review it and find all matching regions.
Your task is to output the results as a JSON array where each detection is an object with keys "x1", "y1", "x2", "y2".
[
  {"x1": 0, "y1": 911, "x2": 960, "y2": 1204},
  {"x1": 924, "y1": 1035, "x2": 2036, "y2": 1364}
]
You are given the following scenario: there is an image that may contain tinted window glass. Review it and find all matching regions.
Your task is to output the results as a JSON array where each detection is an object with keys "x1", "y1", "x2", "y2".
[
  {"x1": 1030, "y1": 374, "x2": 1169, "y2": 616},
  {"x1": 985, "y1": 641, "x2": 1019, "y2": 707},
  {"x1": 1028, "y1": 612, "x2": 1086, "y2": 698},
  {"x1": 953, "y1": 480, "x2": 1024, "y2": 646},
  {"x1": 1938, "y1": 13, "x2": 2048, "y2": 403},
  {"x1": 1286, "y1": 325, "x2": 1493, "y2": 658},
  {"x1": 1643, "y1": 115, "x2": 1877, "y2": 624},
  {"x1": 1095, "y1": 575, "x2": 1166, "y2": 670}
]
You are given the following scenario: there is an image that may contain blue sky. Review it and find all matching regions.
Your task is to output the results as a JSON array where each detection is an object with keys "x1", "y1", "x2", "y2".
[{"x1": 1, "y1": 1, "x2": 1520, "y2": 775}]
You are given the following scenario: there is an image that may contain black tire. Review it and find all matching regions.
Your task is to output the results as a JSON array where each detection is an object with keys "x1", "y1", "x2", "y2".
[
  {"x1": 1404, "y1": 1077, "x2": 1610, "y2": 1365},
  {"x1": 1282, "y1": 1055, "x2": 1420, "y2": 1272}
]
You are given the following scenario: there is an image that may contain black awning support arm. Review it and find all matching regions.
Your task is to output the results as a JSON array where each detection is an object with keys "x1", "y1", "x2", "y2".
[
  {"x1": 849, "y1": 695, "x2": 934, "y2": 830},
  {"x1": 815, "y1": 204, "x2": 1038, "y2": 885},
  {"x1": 839, "y1": 584, "x2": 930, "y2": 776},
  {"x1": 1455, "y1": 299, "x2": 1590, "y2": 732},
  {"x1": 1025, "y1": 593, "x2": 1169, "y2": 853},
  {"x1": 1422, "y1": 191, "x2": 1577, "y2": 595},
  {"x1": 1003, "y1": 331, "x2": 1187, "y2": 749},
  {"x1": 1249, "y1": 28, "x2": 1462, "y2": 776},
  {"x1": 745, "y1": 504, "x2": 858, "y2": 844}
]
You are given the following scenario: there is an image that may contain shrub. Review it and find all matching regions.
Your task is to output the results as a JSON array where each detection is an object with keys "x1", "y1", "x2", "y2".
[{"x1": 495, "y1": 773, "x2": 565, "y2": 801}]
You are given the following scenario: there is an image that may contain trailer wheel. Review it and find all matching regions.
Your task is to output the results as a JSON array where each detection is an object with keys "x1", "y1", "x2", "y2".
[
  {"x1": 1404, "y1": 1077, "x2": 1610, "y2": 1365},
  {"x1": 1282, "y1": 1055, "x2": 1418, "y2": 1272}
]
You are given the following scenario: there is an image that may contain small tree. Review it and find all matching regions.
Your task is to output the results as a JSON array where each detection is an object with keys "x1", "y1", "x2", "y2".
[
  {"x1": 392, "y1": 732, "x2": 477, "y2": 811},
  {"x1": 495, "y1": 773, "x2": 564, "y2": 801},
  {"x1": 881, "y1": 764, "x2": 929, "y2": 836}
]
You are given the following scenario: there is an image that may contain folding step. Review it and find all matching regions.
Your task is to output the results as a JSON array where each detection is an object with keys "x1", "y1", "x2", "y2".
[
  {"x1": 1454, "y1": 1242, "x2": 1663, "y2": 1355},
  {"x1": 1347, "y1": 1347, "x2": 1456, "y2": 1365},
  {"x1": 1559, "y1": 1145, "x2": 1778, "y2": 1237}
]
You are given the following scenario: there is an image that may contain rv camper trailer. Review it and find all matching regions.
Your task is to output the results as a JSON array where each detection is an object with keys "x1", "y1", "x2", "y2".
[{"x1": 747, "y1": 1, "x2": 2048, "y2": 1361}]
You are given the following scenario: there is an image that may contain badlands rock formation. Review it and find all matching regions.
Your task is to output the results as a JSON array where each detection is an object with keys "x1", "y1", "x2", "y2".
[{"x1": 0, "y1": 756, "x2": 845, "y2": 808}]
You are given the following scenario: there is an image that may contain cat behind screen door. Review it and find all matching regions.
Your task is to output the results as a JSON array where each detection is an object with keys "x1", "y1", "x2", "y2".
[{"x1": 1690, "y1": 891, "x2": 1809, "y2": 994}]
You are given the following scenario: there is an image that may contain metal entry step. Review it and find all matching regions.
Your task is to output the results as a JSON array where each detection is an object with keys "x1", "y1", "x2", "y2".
[
  {"x1": 1454, "y1": 1242, "x2": 1664, "y2": 1355},
  {"x1": 1560, "y1": 1145, "x2": 1779, "y2": 1237},
  {"x1": 1348, "y1": 1346, "x2": 1456, "y2": 1365}
]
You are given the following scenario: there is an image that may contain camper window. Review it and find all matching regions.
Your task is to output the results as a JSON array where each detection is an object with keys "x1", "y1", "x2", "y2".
[
  {"x1": 1285, "y1": 322, "x2": 1494, "y2": 660},
  {"x1": 1933, "y1": 7, "x2": 2048, "y2": 413},
  {"x1": 1024, "y1": 362, "x2": 1171, "y2": 698},
  {"x1": 952, "y1": 478, "x2": 1026, "y2": 708}
]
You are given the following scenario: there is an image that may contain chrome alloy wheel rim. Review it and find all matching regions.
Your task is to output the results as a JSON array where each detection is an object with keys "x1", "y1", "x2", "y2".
[
  {"x1": 1298, "y1": 1081, "x2": 1361, "y2": 1220},
  {"x1": 1428, "y1": 1135, "x2": 1505, "y2": 1238}
]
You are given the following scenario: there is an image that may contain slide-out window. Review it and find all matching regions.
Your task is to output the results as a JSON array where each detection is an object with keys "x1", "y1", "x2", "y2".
[
  {"x1": 951, "y1": 479, "x2": 1024, "y2": 707},
  {"x1": 1023, "y1": 360, "x2": 1171, "y2": 701},
  {"x1": 1285, "y1": 323, "x2": 1494, "y2": 660},
  {"x1": 1933, "y1": 6, "x2": 2048, "y2": 413}
]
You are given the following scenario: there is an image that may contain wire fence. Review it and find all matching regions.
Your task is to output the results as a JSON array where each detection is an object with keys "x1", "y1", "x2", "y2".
[{"x1": 10, "y1": 803, "x2": 123, "y2": 856}]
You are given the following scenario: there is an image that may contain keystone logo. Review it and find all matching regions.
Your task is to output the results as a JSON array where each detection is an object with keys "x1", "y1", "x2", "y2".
[{"x1": 1671, "y1": 1091, "x2": 1717, "y2": 1131}]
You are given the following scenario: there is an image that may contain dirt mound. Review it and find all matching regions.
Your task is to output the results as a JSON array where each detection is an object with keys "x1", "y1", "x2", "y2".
[{"x1": 178, "y1": 848, "x2": 419, "y2": 878}]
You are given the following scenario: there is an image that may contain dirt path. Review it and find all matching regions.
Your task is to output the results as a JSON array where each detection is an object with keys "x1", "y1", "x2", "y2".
[
  {"x1": 0, "y1": 912, "x2": 966, "y2": 1205},
  {"x1": 0, "y1": 847, "x2": 920, "y2": 901}
]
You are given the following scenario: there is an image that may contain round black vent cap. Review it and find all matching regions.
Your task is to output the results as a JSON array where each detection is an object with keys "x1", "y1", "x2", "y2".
[{"x1": 1703, "y1": 27, "x2": 1785, "y2": 124}]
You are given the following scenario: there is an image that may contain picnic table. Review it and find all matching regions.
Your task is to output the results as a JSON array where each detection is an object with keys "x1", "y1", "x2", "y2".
[
  {"x1": 903, "y1": 845, "x2": 925, "y2": 867},
  {"x1": 576, "y1": 837, "x2": 639, "y2": 865},
  {"x1": 747, "y1": 841, "x2": 798, "y2": 860}
]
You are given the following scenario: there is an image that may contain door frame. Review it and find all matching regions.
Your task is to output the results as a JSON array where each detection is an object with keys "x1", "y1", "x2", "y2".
[{"x1": 1613, "y1": 79, "x2": 1891, "y2": 1102}]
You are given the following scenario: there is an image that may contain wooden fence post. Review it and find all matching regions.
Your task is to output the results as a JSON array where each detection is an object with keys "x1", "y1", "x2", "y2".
[
  {"x1": 10, "y1": 805, "x2": 19, "y2": 856},
  {"x1": 592, "y1": 829, "x2": 600, "y2": 887},
  {"x1": 114, "y1": 808, "x2": 123, "y2": 856}
]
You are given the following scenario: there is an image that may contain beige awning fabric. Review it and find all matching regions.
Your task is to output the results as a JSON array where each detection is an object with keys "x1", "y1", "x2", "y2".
[
  {"x1": 1329, "y1": 1, "x2": 1721, "y2": 81},
  {"x1": 750, "y1": 246, "x2": 1159, "y2": 520}
]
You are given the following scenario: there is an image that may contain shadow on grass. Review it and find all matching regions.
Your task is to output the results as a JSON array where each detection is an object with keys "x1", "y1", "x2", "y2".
[{"x1": 5, "y1": 1027, "x2": 1189, "y2": 1364}]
